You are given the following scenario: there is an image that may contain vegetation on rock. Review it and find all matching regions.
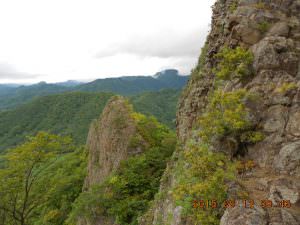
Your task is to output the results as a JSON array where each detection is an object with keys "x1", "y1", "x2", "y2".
[
  {"x1": 213, "y1": 46, "x2": 253, "y2": 81},
  {"x1": 256, "y1": 21, "x2": 271, "y2": 33},
  {"x1": 174, "y1": 143, "x2": 236, "y2": 225},
  {"x1": 67, "y1": 113, "x2": 176, "y2": 225},
  {"x1": 172, "y1": 45, "x2": 262, "y2": 224}
]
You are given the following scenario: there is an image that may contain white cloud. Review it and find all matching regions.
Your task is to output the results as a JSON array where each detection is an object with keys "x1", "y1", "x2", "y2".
[
  {"x1": 0, "y1": 0, "x2": 215, "y2": 83},
  {"x1": 0, "y1": 62, "x2": 39, "y2": 79},
  {"x1": 95, "y1": 29, "x2": 208, "y2": 59}
]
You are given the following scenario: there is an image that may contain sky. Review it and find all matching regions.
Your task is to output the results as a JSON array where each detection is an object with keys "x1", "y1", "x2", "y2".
[{"x1": 0, "y1": 0, "x2": 215, "y2": 84}]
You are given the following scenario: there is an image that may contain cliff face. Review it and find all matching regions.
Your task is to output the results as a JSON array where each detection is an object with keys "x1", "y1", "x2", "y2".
[
  {"x1": 84, "y1": 96, "x2": 137, "y2": 189},
  {"x1": 141, "y1": 0, "x2": 300, "y2": 224}
]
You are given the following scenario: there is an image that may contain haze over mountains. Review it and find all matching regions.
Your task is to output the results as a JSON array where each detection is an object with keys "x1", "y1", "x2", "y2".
[{"x1": 0, "y1": 69, "x2": 189, "y2": 110}]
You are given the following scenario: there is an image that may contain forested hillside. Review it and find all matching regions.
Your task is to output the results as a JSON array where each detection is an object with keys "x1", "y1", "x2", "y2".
[
  {"x1": 0, "y1": 82, "x2": 70, "y2": 110},
  {"x1": 0, "y1": 89, "x2": 180, "y2": 152},
  {"x1": 130, "y1": 89, "x2": 180, "y2": 128},
  {"x1": 0, "y1": 132, "x2": 87, "y2": 225}
]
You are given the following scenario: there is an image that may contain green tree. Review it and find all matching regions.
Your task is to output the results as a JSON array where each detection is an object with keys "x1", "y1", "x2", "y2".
[{"x1": 0, "y1": 132, "x2": 77, "y2": 225}]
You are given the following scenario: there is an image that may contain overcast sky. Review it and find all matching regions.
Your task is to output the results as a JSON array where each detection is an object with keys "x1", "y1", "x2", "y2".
[{"x1": 0, "y1": 0, "x2": 215, "y2": 84}]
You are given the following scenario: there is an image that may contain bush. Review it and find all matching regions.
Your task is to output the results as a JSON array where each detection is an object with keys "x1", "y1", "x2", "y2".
[
  {"x1": 198, "y1": 89, "x2": 251, "y2": 143},
  {"x1": 213, "y1": 47, "x2": 253, "y2": 81},
  {"x1": 275, "y1": 82, "x2": 297, "y2": 94},
  {"x1": 173, "y1": 143, "x2": 236, "y2": 225},
  {"x1": 229, "y1": 0, "x2": 239, "y2": 12},
  {"x1": 240, "y1": 131, "x2": 264, "y2": 144},
  {"x1": 257, "y1": 21, "x2": 271, "y2": 33},
  {"x1": 254, "y1": 2, "x2": 266, "y2": 10}
]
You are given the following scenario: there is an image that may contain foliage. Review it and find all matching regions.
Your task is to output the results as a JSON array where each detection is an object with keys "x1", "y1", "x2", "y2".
[
  {"x1": 240, "y1": 131, "x2": 264, "y2": 144},
  {"x1": 172, "y1": 43, "x2": 262, "y2": 224},
  {"x1": 33, "y1": 147, "x2": 86, "y2": 225},
  {"x1": 236, "y1": 160, "x2": 256, "y2": 174},
  {"x1": 257, "y1": 21, "x2": 271, "y2": 33},
  {"x1": 213, "y1": 46, "x2": 253, "y2": 81},
  {"x1": 254, "y1": 1, "x2": 266, "y2": 10},
  {"x1": 229, "y1": 0, "x2": 239, "y2": 12},
  {"x1": 67, "y1": 116, "x2": 176, "y2": 225},
  {"x1": 0, "y1": 92, "x2": 113, "y2": 152},
  {"x1": 172, "y1": 88, "x2": 252, "y2": 223},
  {"x1": 130, "y1": 89, "x2": 181, "y2": 128},
  {"x1": 198, "y1": 89, "x2": 251, "y2": 143},
  {"x1": 0, "y1": 132, "x2": 86, "y2": 225},
  {"x1": 275, "y1": 82, "x2": 297, "y2": 94},
  {"x1": 173, "y1": 143, "x2": 236, "y2": 225},
  {"x1": 0, "y1": 82, "x2": 70, "y2": 110},
  {"x1": 0, "y1": 89, "x2": 180, "y2": 152}
]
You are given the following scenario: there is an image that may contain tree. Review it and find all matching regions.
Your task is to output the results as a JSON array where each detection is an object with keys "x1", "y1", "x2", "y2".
[{"x1": 0, "y1": 132, "x2": 75, "y2": 225}]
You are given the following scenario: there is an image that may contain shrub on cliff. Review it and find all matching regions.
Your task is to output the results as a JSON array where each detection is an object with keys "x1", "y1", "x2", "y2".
[
  {"x1": 172, "y1": 44, "x2": 262, "y2": 224},
  {"x1": 213, "y1": 46, "x2": 253, "y2": 81},
  {"x1": 174, "y1": 143, "x2": 235, "y2": 225}
]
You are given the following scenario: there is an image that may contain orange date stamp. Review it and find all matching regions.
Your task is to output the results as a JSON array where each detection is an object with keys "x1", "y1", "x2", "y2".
[{"x1": 193, "y1": 199, "x2": 292, "y2": 209}]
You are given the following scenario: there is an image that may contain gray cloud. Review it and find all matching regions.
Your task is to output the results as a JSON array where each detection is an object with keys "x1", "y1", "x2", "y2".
[
  {"x1": 95, "y1": 28, "x2": 208, "y2": 59},
  {"x1": 0, "y1": 62, "x2": 39, "y2": 80}
]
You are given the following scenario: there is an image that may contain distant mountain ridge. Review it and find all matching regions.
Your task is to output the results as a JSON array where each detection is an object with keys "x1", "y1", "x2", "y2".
[
  {"x1": 0, "y1": 69, "x2": 189, "y2": 110},
  {"x1": 74, "y1": 69, "x2": 189, "y2": 94},
  {"x1": 55, "y1": 80, "x2": 83, "y2": 87}
]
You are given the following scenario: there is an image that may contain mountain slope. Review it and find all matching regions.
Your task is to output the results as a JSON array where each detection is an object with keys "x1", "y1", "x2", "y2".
[
  {"x1": 130, "y1": 89, "x2": 180, "y2": 128},
  {"x1": 0, "y1": 89, "x2": 180, "y2": 152},
  {"x1": 0, "y1": 82, "x2": 70, "y2": 110},
  {"x1": 0, "y1": 92, "x2": 113, "y2": 151}
]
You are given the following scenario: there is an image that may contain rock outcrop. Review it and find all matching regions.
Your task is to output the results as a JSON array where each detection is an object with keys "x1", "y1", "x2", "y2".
[
  {"x1": 79, "y1": 95, "x2": 176, "y2": 225},
  {"x1": 84, "y1": 96, "x2": 137, "y2": 190},
  {"x1": 79, "y1": 96, "x2": 138, "y2": 225},
  {"x1": 141, "y1": 0, "x2": 300, "y2": 224}
]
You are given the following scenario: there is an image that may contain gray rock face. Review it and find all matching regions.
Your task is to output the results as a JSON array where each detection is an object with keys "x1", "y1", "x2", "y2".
[
  {"x1": 269, "y1": 183, "x2": 299, "y2": 204},
  {"x1": 84, "y1": 96, "x2": 136, "y2": 189},
  {"x1": 251, "y1": 37, "x2": 298, "y2": 76},
  {"x1": 286, "y1": 108, "x2": 300, "y2": 137},
  {"x1": 232, "y1": 22, "x2": 262, "y2": 45},
  {"x1": 263, "y1": 105, "x2": 287, "y2": 133},
  {"x1": 280, "y1": 209, "x2": 299, "y2": 225},
  {"x1": 267, "y1": 22, "x2": 290, "y2": 37},
  {"x1": 220, "y1": 206, "x2": 267, "y2": 225},
  {"x1": 273, "y1": 141, "x2": 300, "y2": 176}
]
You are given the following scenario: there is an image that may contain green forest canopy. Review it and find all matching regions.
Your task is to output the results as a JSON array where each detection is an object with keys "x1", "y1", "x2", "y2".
[{"x1": 0, "y1": 89, "x2": 180, "y2": 152}]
